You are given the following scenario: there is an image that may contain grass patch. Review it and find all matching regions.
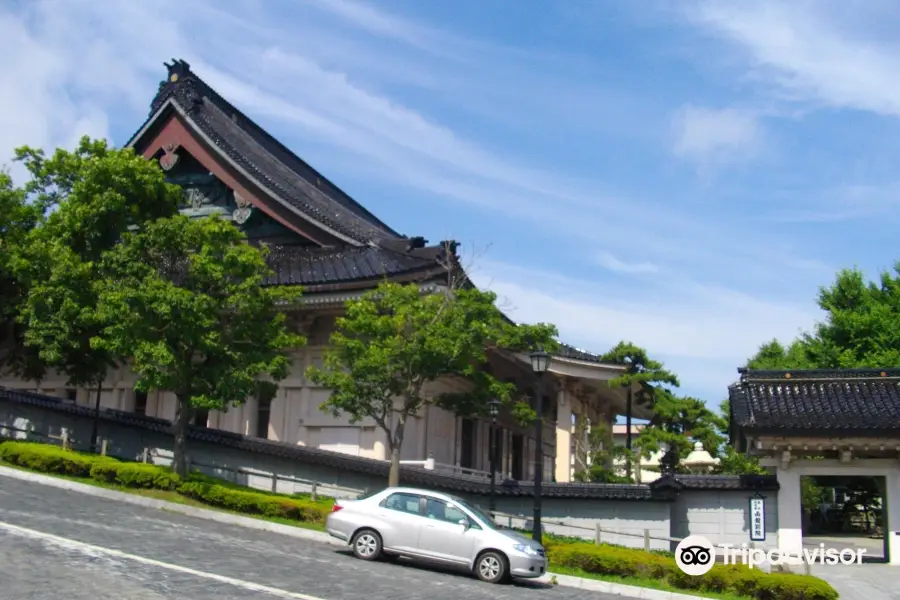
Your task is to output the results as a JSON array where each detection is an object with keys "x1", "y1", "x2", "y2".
[{"x1": 0, "y1": 441, "x2": 331, "y2": 532}]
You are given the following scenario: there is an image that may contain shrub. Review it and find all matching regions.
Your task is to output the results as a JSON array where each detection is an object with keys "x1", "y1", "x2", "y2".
[
  {"x1": 90, "y1": 462, "x2": 181, "y2": 490},
  {"x1": 548, "y1": 542, "x2": 673, "y2": 579},
  {"x1": 0, "y1": 440, "x2": 117, "y2": 477},
  {"x1": 177, "y1": 480, "x2": 330, "y2": 524},
  {"x1": 548, "y1": 541, "x2": 838, "y2": 600}
]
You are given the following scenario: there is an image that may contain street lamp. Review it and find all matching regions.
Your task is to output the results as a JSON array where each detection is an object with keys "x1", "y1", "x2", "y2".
[
  {"x1": 488, "y1": 398, "x2": 501, "y2": 513},
  {"x1": 529, "y1": 347, "x2": 550, "y2": 544}
]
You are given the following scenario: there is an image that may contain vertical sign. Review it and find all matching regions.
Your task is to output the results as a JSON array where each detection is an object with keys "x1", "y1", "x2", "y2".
[{"x1": 749, "y1": 495, "x2": 766, "y2": 541}]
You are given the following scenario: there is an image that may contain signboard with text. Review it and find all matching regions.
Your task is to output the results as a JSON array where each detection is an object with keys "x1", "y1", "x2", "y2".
[{"x1": 749, "y1": 496, "x2": 766, "y2": 541}]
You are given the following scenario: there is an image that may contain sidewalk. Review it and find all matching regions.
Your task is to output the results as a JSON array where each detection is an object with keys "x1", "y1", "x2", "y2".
[{"x1": 0, "y1": 465, "x2": 711, "y2": 600}]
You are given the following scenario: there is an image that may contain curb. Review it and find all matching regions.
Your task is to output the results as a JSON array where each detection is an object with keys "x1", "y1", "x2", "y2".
[
  {"x1": 0, "y1": 466, "x2": 707, "y2": 600},
  {"x1": 535, "y1": 573, "x2": 709, "y2": 600}
]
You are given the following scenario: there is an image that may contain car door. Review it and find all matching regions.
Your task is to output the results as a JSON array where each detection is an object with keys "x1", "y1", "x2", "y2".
[
  {"x1": 375, "y1": 492, "x2": 425, "y2": 553},
  {"x1": 415, "y1": 496, "x2": 478, "y2": 564}
]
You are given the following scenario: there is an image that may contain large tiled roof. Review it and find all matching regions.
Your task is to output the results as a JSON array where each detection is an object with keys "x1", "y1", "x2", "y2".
[
  {"x1": 262, "y1": 244, "x2": 445, "y2": 288},
  {"x1": 730, "y1": 368, "x2": 900, "y2": 435},
  {"x1": 555, "y1": 344, "x2": 604, "y2": 363},
  {"x1": 128, "y1": 59, "x2": 398, "y2": 246},
  {"x1": 0, "y1": 387, "x2": 672, "y2": 500}
]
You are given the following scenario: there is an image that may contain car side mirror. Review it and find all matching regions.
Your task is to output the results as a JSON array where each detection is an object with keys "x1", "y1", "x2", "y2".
[{"x1": 459, "y1": 518, "x2": 470, "y2": 530}]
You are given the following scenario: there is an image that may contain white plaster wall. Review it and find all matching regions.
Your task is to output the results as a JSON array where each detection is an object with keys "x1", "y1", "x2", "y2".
[
  {"x1": 769, "y1": 459, "x2": 900, "y2": 565},
  {"x1": 672, "y1": 490, "x2": 779, "y2": 550}
]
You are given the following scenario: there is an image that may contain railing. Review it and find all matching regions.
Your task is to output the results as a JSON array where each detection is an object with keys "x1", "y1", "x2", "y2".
[
  {"x1": 1, "y1": 425, "x2": 365, "y2": 500},
  {"x1": 399, "y1": 457, "x2": 494, "y2": 480},
  {"x1": 145, "y1": 448, "x2": 365, "y2": 500}
]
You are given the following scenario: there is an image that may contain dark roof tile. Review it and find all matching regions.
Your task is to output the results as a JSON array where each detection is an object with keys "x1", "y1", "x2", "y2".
[
  {"x1": 651, "y1": 474, "x2": 778, "y2": 491},
  {"x1": 730, "y1": 369, "x2": 900, "y2": 434},
  {"x1": 262, "y1": 245, "x2": 440, "y2": 287},
  {"x1": 131, "y1": 60, "x2": 398, "y2": 245}
]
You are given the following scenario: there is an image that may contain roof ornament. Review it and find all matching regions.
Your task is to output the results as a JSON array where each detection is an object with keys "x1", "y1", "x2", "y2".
[
  {"x1": 164, "y1": 58, "x2": 192, "y2": 83},
  {"x1": 233, "y1": 192, "x2": 253, "y2": 225}
]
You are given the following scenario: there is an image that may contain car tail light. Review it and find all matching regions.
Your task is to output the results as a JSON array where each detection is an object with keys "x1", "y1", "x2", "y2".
[{"x1": 331, "y1": 504, "x2": 343, "y2": 513}]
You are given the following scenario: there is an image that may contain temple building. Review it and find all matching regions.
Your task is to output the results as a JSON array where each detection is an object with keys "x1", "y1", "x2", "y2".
[{"x1": 0, "y1": 60, "x2": 650, "y2": 483}]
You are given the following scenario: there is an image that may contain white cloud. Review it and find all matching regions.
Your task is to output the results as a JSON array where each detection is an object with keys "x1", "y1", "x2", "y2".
[
  {"x1": 596, "y1": 252, "x2": 658, "y2": 274},
  {"x1": 685, "y1": 1, "x2": 900, "y2": 117},
  {"x1": 472, "y1": 259, "x2": 819, "y2": 400},
  {"x1": 671, "y1": 105, "x2": 762, "y2": 165},
  {"x1": 0, "y1": 0, "x2": 833, "y2": 401}
]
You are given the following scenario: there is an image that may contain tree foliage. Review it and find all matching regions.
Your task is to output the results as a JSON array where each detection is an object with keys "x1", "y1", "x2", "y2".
[
  {"x1": 307, "y1": 279, "x2": 558, "y2": 486},
  {"x1": 747, "y1": 265, "x2": 900, "y2": 369},
  {"x1": 599, "y1": 341, "x2": 679, "y2": 406},
  {"x1": 11, "y1": 137, "x2": 181, "y2": 394},
  {"x1": 571, "y1": 417, "x2": 633, "y2": 483},
  {"x1": 0, "y1": 171, "x2": 43, "y2": 378},
  {"x1": 635, "y1": 390, "x2": 723, "y2": 464},
  {"x1": 92, "y1": 215, "x2": 304, "y2": 476}
]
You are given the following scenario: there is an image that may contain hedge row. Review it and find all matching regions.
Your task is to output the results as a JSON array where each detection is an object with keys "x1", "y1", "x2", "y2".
[
  {"x1": 545, "y1": 542, "x2": 838, "y2": 600},
  {"x1": 0, "y1": 441, "x2": 330, "y2": 525}
]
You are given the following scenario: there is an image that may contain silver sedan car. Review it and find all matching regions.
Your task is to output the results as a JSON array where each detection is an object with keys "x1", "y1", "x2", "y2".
[{"x1": 325, "y1": 486, "x2": 547, "y2": 583}]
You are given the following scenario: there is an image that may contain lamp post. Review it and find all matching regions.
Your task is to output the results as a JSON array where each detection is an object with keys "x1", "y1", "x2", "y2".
[
  {"x1": 529, "y1": 347, "x2": 550, "y2": 545},
  {"x1": 488, "y1": 398, "x2": 501, "y2": 513}
]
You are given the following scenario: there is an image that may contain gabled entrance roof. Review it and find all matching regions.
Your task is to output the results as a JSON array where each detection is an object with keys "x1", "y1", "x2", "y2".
[{"x1": 730, "y1": 368, "x2": 900, "y2": 437}]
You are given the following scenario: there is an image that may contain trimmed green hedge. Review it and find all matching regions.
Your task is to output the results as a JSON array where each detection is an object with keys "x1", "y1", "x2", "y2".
[
  {"x1": 546, "y1": 542, "x2": 838, "y2": 600},
  {"x1": 0, "y1": 440, "x2": 328, "y2": 526}
]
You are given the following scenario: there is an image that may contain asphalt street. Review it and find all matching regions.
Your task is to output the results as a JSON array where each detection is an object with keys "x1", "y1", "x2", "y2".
[{"x1": 0, "y1": 477, "x2": 618, "y2": 600}]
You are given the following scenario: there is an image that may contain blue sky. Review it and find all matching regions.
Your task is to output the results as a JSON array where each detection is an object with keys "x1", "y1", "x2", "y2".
[{"x1": 2, "y1": 0, "x2": 898, "y2": 407}]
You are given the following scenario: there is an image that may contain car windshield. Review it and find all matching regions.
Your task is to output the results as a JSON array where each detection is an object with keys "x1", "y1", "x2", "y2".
[{"x1": 452, "y1": 497, "x2": 500, "y2": 530}]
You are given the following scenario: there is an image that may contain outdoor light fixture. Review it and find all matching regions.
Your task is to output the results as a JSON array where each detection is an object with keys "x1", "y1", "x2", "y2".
[
  {"x1": 529, "y1": 348, "x2": 550, "y2": 373},
  {"x1": 488, "y1": 398, "x2": 501, "y2": 418},
  {"x1": 488, "y1": 398, "x2": 501, "y2": 513},
  {"x1": 529, "y1": 346, "x2": 550, "y2": 545}
]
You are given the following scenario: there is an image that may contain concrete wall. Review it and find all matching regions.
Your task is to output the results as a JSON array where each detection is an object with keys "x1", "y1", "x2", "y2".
[
  {"x1": 478, "y1": 495, "x2": 672, "y2": 551},
  {"x1": 671, "y1": 489, "x2": 779, "y2": 551}
]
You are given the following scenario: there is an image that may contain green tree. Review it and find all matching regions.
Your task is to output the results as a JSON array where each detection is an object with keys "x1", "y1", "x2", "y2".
[
  {"x1": 92, "y1": 215, "x2": 304, "y2": 476},
  {"x1": 599, "y1": 341, "x2": 679, "y2": 477},
  {"x1": 0, "y1": 171, "x2": 43, "y2": 380},
  {"x1": 634, "y1": 390, "x2": 723, "y2": 470},
  {"x1": 307, "y1": 279, "x2": 558, "y2": 487},
  {"x1": 711, "y1": 399, "x2": 768, "y2": 475},
  {"x1": 571, "y1": 418, "x2": 633, "y2": 483},
  {"x1": 746, "y1": 339, "x2": 812, "y2": 370},
  {"x1": 746, "y1": 265, "x2": 900, "y2": 369},
  {"x1": 12, "y1": 138, "x2": 181, "y2": 447}
]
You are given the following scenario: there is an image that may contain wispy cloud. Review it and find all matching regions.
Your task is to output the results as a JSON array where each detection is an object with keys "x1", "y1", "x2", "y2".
[
  {"x1": 596, "y1": 252, "x2": 659, "y2": 274},
  {"x1": 471, "y1": 258, "x2": 818, "y2": 398},
  {"x1": 684, "y1": 1, "x2": 900, "y2": 117},
  {"x1": 0, "y1": 0, "x2": 856, "y2": 402},
  {"x1": 671, "y1": 105, "x2": 763, "y2": 166}
]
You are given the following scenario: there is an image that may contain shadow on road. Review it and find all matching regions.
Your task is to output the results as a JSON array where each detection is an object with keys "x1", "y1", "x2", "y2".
[{"x1": 332, "y1": 549, "x2": 554, "y2": 588}]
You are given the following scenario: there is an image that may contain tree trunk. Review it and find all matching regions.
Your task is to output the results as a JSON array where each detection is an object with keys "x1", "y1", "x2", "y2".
[
  {"x1": 172, "y1": 394, "x2": 193, "y2": 478},
  {"x1": 89, "y1": 380, "x2": 103, "y2": 453},
  {"x1": 387, "y1": 413, "x2": 408, "y2": 487},
  {"x1": 388, "y1": 445, "x2": 402, "y2": 487}
]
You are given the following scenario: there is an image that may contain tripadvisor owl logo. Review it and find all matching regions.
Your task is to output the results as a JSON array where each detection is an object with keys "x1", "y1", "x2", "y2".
[{"x1": 675, "y1": 535, "x2": 716, "y2": 576}]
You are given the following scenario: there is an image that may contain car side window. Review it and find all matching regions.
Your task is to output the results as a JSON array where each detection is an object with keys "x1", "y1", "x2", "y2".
[
  {"x1": 382, "y1": 492, "x2": 422, "y2": 515},
  {"x1": 425, "y1": 497, "x2": 478, "y2": 527}
]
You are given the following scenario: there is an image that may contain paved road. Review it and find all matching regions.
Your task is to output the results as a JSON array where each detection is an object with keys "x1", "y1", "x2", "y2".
[{"x1": 0, "y1": 477, "x2": 616, "y2": 600}]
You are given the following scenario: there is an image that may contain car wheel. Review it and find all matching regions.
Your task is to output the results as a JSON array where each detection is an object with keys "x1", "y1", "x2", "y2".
[
  {"x1": 475, "y1": 551, "x2": 508, "y2": 584},
  {"x1": 351, "y1": 529, "x2": 383, "y2": 561}
]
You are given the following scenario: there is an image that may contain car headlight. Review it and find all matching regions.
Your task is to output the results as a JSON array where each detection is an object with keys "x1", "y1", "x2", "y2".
[{"x1": 513, "y1": 544, "x2": 541, "y2": 556}]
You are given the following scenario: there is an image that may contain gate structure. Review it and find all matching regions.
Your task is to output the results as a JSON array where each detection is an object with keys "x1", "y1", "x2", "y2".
[{"x1": 729, "y1": 368, "x2": 900, "y2": 565}]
